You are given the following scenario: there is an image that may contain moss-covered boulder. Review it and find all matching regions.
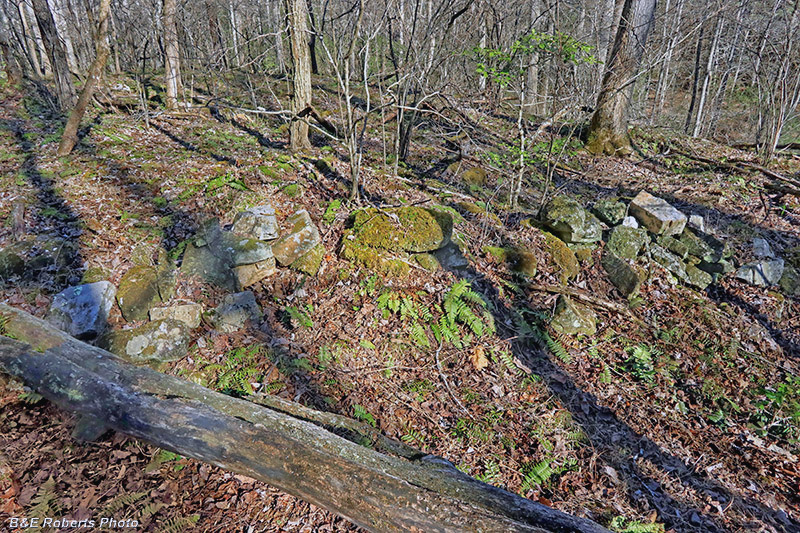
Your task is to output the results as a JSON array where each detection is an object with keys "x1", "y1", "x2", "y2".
[
  {"x1": 779, "y1": 265, "x2": 800, "y2": 296},
  {"x1": 212, "y1": 291, "x2": 262, "y2": 333},
  {"x1": 101, "y1": 319, "x2": 189, "y2": 366},
  {"x1": 551, "y1": 296, "x2": 596, "y2": 336},
  {"x1": 347, "y1": 207, "x2": 452, "y2": 253},
  {"x1": 686, "y1": 264, "x2": 713, "y2": 290},
  {"x1": 149, "y1": 303, "x2": 203, "y2": 329},
  {"x1": 543, "y1": 197, "x2": 602, "y2": 244},
  {"x1": 461, "y1": 167, "x2": 488, "y2": 187},
  {"x1": 543, "y1": 232, "x2": 579, "y2": 283},
  {"x1": 606, "y1": 226, "x2": 648, "y2": 261},
  {"x1": 0, "y1": 237, "x2": 76, "y2": 282},
  {"x1": 340, "y1": 238, "x2": 410, "y2": 276},
  {"x1": 117, "y1": 264, "x2": 176, "y2": 322},
  {"x1": 650, "y1": 243, "x2": 689, "y2": 284},
  {"x1": 457, "y1": 201, "x2": 502, "y2": 227},
  {"x1": 413, "y1": 253, "x2": 440, "y2": 271}
]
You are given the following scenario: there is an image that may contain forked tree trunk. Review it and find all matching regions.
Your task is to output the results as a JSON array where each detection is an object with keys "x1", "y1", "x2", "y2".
[
  {"x1": 30, "y1": 0, "x2": 76, "y2": 110},
  {"x1": 586, "y1": 0, "x2": 656, "y2": 156},
  {"x1": 285, "y1": 0, "x2": 312, "y2": 152},
  {"x1": 162, "y1": 0, "x2": 182, "y2": 109},
  {"x1": 57, "y1": 0, "x2": 111, "y2": 156},
  {"x1": 0, "y1": 304, "x2": 609, "y2": 533}
]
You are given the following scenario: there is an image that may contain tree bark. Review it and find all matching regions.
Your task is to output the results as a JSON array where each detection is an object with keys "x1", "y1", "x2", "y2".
[
  {"x1": 0, "y1": 304, "x2": 609, "y2": 533},
  {"x1": 31, "y1": 0, "x2": 76, "y2": 110},
  {"x1": 162, "y1": 0, "x2": 182, "y2": 109},
  {"x1": 586, "y1": 0, "x2": 657, "y2": 155},
  {"x1": 0, "y1": 6, "x2": 22, "y2": 85},
  {"x1": 57, "y1": 0, "x2": 110, "y2": 156},
  {"x1": 285, "y1": 0, "x2": 312, "y2": 152}
]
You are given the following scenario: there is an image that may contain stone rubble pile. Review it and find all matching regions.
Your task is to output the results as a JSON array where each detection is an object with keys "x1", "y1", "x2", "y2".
[{"x1": 2, "y1": 202, "x2": 324, "y2": 367}]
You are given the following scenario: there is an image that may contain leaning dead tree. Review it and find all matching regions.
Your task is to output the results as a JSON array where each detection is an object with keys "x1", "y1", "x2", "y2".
[{"x1": 0, "y1": 304, "x2": 609, "y2": 533}]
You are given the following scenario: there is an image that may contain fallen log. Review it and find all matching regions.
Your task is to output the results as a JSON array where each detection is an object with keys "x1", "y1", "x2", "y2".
[{"x1": 0, "y1": 304, "x2": 608, "y2": 533}]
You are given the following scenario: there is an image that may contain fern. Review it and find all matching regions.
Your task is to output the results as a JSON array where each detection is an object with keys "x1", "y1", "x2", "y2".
[
  {"x1": 409, "y1": 322, "x2": 431, "y2": 348},
  {"x1": 626, "y1": 345, "x2": 655, "y2": 382},
  {"x1": 521, "y1": 459, "x2": 556, "y2": 492},
  {"x1": 28, "y1": 477, "x2": 59, "y2": 519},
  {"x1": 609, "y1": 516, "x2": 665, "y2": 533},
  {"x1": 545, "y1": 331, "x2": 572, "y2": 364},
  {"x1": 475, "y1": 459, "x2": 502, "y2": 485},
  {"x1": 496, "y1": 349, "x2": 520, "y2": 375},
  {"x1": 155, "y1": 514, "x2": 200, "y2": 533},
  {"x1": 101, "y1": 491, "x2": 147, "y2": 515},
  {"x1": 352, "y1": 404, "x2": 376, "y2": 427},
  {"x1": 286, "y1": 305, "x2": 313, "y2": 328},
  {"x1": 203, "y1": 345, "x2": 261, "y2": 396},
  {"x1": 18, "y1": 390, "x2": 44, "y2": 404}
]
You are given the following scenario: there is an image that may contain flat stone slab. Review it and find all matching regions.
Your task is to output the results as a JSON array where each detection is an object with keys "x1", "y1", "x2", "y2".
[
  {"x1": 232, "y1": 204, "x2": 279, "y2": 241},
  {"x1": 117, "y1": 265, "x2": 175, "y2": 322},
  {"x1": 601, "y1": 252, "x2": 644, "y2": 298},
  {"x1": 233, "y1": 257, "x2": 278, "y2": 289},
  {"x1": 47, "y1": 281, "x2": 116, "y2": 339},
  {"x1": 606, "y1": 226, "x2": 648, "y2": 261},
  {"x1": 629, "y1": 191, "x2": 687, "y2": 236},
  {"x1": 736, "y1": 259, "x2": 784, "y2": 287}
]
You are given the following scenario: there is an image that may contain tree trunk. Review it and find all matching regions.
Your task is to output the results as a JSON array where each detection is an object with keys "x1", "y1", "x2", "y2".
[
  {"x1": 285, "y1": 0, "x2": 312, "y2": 152},
  {"x1": 684, "y1": 24, "x2": 704, "y2": 134},
  {"x1": 31, "y1": 0, "x2": 76, "y2": 110},
  {"x1": 57, "y1": 0, "x2": 110, "y2": 156},
  {"x1": 307, "y1": 0, "x2": 319, "y2": 74},
  {"x1": 0, "y1": 6, "x2": 22, "y2": 85},
  {"x1": 17, "y1": 1, "x2": 43, "y2": 78},
  {"x1": 162, "y1": 0, "x2": 182, "y2": 110},
  {"x1": 0, "y1": 304, "x2": 609, "y2": 533},
  {"x1": 586, "y1": 0, "x2": 657, "y2": 155},
  {"x1": 692, "y1": 15, "x2": 723, "y2": 138}
]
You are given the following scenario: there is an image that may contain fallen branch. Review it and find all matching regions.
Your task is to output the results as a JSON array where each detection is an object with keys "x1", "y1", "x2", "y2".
[
  {"x1": 525, "y1": 283, "x2": 649, "y2": 330},
  {"x1": 0, "y1": 304, "x2": 608, "y2": 533}
]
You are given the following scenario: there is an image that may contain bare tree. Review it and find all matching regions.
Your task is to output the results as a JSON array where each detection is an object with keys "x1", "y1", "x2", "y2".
[
  {"x1": 586, "y1": 0, "x2": 657, "y2": 155},
  {"x1": 285, "y1": 0, "x2": 312, "y2": 152},
  {"x1": 57, "y1": 0, "x2": 111, "y2": 155},
  {"x1": 163, "y1": 0, "x2": 182, "y2": 109},
  {"x1": 30, "y1": 0, "x2": 76, "y2": 110}
]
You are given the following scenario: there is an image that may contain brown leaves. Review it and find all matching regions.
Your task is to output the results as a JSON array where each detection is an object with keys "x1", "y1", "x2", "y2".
[{"x1": 469, "y1": 345, "x2": 489, "y2": 371}]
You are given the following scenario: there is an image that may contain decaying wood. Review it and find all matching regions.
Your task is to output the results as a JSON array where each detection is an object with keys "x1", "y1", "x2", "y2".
[{"x1": 0, "y1": 304, "x2": 609, "y2": 533}]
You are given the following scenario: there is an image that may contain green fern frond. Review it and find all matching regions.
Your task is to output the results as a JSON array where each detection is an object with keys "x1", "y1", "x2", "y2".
[
  {"x1": 155, "y1": 514, "x2": 200, "y2": 533},
  {"x1": 28, "y1": 477, "x2": 59, "y2": 519},
  {"x1": 101, "y1": 491, "x2": 147, "y2": 515}
]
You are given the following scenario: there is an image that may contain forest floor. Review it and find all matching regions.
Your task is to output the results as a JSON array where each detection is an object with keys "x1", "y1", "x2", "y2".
[{"x1": 0, "y1": 75, "x2": 799, "y2": 533}]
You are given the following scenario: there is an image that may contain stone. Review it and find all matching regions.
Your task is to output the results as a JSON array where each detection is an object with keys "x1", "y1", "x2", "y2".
[
  {"x1": 650, "y1": 243, "x2": 688, "y2": 283},
  {"x1": 47, "y1": 281, "x2": 116, "y2": 339},
  {"x1": 779, "y1": 265, "x2": 800, "y2": 296},
  {"x1": 232, "y1": 204, "x2": 279, "y2": 241},
  {"x1": 688, "y1": 215, "x2": 705, "y2": 232},
  {"x1": 657, "y1": 235, "x2": 689, "y2": 260},
  {"x1": 551, "y1": 296, "x2": 596, "y2": 336},
  {"x1": 345, "y1": 206, "x2": 452, "y2": 254},
  {"x1": 0, "y1": 237, "x2": 76, "y2": 282},
  {"x1": 736, "y1": 259, "x2": 785, "y2": 287},
  {"x1": 181, "y1": 241, "x2": 236, "y2": 290},
  {"x1": 101, "y1": 319, "x2": 189, "y2": 365},
  {"x1": 543, "y1": 232, "x2": 579, "y2": 283},
  {"x1": 686, "y1": 264, "x2": 713, "y2": 290},
  {"x1": 592, "y1": 199, "x2": 627, "y2": 226},
  {"x1": 601, "y1": 252, "x2": 645, "y2": 298},
  {"x1": 81, "y1": 265, "x2": 111, "y2": 284},
  {"x1": 542, "y1": 196, "x2": 602, "y2": 243},
  {"x1": 433, "y1": 242, "x2": 470, "y2": 273},
  {"x1": 752, "y1": 238, "x2": 774, "y2": 259},
  {"x1": 482, "y1": 245, "x2": 537, "y2": 276},
  {"x1": 414, "y1": 253, "x2": 440, "y2": 271},
  {"x1": 290, "y1": 243, "x2": 324, "y2": 275},
  {"x1": 233, "y1": 257, "x2": 278, "y2": 288},
  {"x1": 461, "y1": 167, "x2": 488, "y2": 187},
  {"x1": 117, "y1": 265, "x2": 175, "y2": 322},
  {"x1": 213, "y1": 291, "x2": 262, "y2": 332},
  {"x1": 622, "y1": 216, "x2": 639, "y2": 229},
  {"x1": 149, "y1": 303, "x2": 203, "y2": 329},
  {"x1": 629, "y1": 191, "x2": 687, "y2": 236},
  {"x1": 679, "y1": 229, "x2": 729, "y2": 264},
  {"x1": 272, "y1": 209, "x2": 323, "y2": 265},
  {"x1": 605, "y1": 226, "x2": 649, "y2": 261},
  {"x1": 696, "y1": 258, "x2": 734, "y2": 275}
]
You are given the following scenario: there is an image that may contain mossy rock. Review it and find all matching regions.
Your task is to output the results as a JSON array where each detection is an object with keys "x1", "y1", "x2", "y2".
[
  {"x1": 461, "y1": 167, "x2": 487, "y2": 187},
  {"x1": 117, "y1": 265, "x2": 175, "y2": 322},
  {"x1": 606, "y1": 226, "x2": 649, "y2": 261},
  {"x1": 340, "y1": 238, "x2": 410, "y2": 277},
  {"x1": 543, "y1": 196, "x2": 602, "y2": 244},
  {"x1": 100, "y1": 319, "x2": 189, "y2": 366},
  {"x1": 348, "y1": 206, "x2": 452, "y2": 253},
  {"x1": 592, "y1": 199, "x2": 626, "y2": 226},
  {"x1": 551, "y1": 295, "x2": 596, "y2": 336},
  {"x1": 282, "y1": 183, "x2": 302, "y2": 198},
  {"x1": 457, "y1": 201, "x2": 502, "y2": 227},
  {"x1": 81, "y1": 266, "x2": 111, "y2": 284},
  {"x1": 413, "y1": 253, "x2": 440, "y2": 271},
  {"x1": 482, "y1": 245, "x2": 537, "y2": 277},
  {"x1": 601, "y1": 252, "x2": 645, "y2": 298},
  {"x1": 779, "y1": 265, "x2": 800, "y2": 296},
  {"x1": 290, "y1": 243, "x2": 324, "y2": 275},
  {"x1": 543, "y1": 232, "x2": 579, "y2": 284}
]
